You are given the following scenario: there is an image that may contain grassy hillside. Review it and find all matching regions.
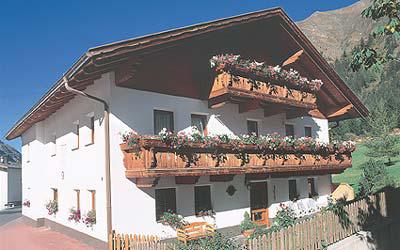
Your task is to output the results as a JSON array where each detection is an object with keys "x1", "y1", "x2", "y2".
[{"x1": 333, "y1": 143, "x2": 400, "y2": 192}]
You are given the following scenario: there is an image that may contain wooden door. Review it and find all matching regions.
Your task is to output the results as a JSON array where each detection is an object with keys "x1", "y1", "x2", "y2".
[{"x1": 250, "y1": 182, "x2": 269, "y2": 226}]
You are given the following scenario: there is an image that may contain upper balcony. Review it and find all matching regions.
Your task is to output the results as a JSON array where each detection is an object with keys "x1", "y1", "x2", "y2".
[
  {"x1": 120, "y1": 132, "x2": 354, "y2": 187},
  {"x1": 208, "y1": 55, "x2": 322, "y2": 118}
]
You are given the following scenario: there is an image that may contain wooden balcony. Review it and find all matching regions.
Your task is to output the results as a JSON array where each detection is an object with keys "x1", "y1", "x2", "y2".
[
  {"x1": 120, "y1": 138, "x2": 352, "y2": 187},
  {"x1": 209, "y1": 73, "x2": 317, "y2": 117}
]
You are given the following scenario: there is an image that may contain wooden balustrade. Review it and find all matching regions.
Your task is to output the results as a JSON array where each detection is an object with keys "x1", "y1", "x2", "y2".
[
  {"x1": 120, "y1": 139, "x2": 352, "y2": 186},
  {"x1": 209, "y1": 73, "x2": 317, "y2": 114}
]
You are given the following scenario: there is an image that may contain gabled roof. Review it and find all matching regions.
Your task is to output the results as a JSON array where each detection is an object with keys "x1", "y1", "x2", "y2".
[{"x1": 6, "y1": 7, "x2": 368, "y2": 140}]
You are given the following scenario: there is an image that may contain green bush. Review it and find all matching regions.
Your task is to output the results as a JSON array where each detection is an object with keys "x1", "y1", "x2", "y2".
[
  {"x1": 358, "y1": 159, "x2": 395, "y2": 197},
  {"x1": 176, "y1": 233, "x2": 237, "y2": 250},
  {"x1": 239, "y1": 211, "x2": 257, "y2": 232},
  {"x1": 160, "y1": 212, "x2": 187, "y2": 230}
]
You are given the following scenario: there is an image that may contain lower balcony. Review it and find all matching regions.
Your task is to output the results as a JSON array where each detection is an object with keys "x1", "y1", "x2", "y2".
[{"x1": 120, "y1": 134, "x2": 353, "y2": 187}]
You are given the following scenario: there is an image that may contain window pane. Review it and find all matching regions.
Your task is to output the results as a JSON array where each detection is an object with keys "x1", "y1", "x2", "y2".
[
  {"x1": 305, "y1": 127, "x2": 312, "y2": 138},
  {"x1": 308, "y1": 178, "x2": 317, "y2": 197},
  {"x1": 289, "y1": 180, "x2": 297, "y2": 200},
  {"x1": 247, "y1": 120, "x2": 258, "y2": 136},
  {"x1": 195, "y1": 186, "x2": 212, "y2": 214},
  {"x1": 191, "y1": 115, "x2": 207, "y2": 135},
  {"x1": 155, "y1": 188, "x2": 176, "y2": 220},
  {"x1": 154, "y1": 110, "x2": 174, "y2": 134},
  {"x1": 285, "y1": 124, "x2": 295, "y2": 137}
]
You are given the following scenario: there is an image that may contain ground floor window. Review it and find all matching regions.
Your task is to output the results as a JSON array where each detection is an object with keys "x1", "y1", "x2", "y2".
[
  {"x1": 308, "y1": 178, "x2": 317, "y2": 198},
  {"x1": 194, "y1": 185, "x2": 212, "y2": 215},
  {"x1": 155, "y1": 188, "x2": 176, "y2": 220},
  {"x1": 289, "y1": 180, "x2": 298, "y2": 201}
]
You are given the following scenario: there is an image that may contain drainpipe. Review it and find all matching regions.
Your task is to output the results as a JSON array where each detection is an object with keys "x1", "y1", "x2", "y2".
[{"x1": 63, "y1": 76, "x2": 112, "y2": 240}]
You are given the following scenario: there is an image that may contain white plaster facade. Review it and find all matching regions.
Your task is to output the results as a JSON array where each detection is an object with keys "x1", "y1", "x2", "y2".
[
  {"x1": 0, "y1": 163, "x2": 22, "y2": 210},
  {"x1": 19, "y1": 72, "x2": 333, "y2": 241}
]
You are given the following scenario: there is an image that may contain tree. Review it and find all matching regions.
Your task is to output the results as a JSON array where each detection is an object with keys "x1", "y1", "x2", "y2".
[
  {"x1": 358, "y1": 159, "x2": 394, "y2": 197},
  {"x1": 365, "y1": 135, "x2": 400, "y2": 165},
  {"x1": 351, "y1": 0, "x2": 400, "y2": 71}
]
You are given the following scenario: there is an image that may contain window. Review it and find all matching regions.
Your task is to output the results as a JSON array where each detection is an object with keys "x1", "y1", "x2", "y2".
[
  {"x1": 89, "y1": 190, "x2": 96, "y2": 211},
  {"x1": 89, "y1": 116, "x2": 95, "y2": 144},
  {"x1": 191, "y1": 114, "x2": 207, "y2": 135},
  {"x1": 304, "y1": 126, "x2": 312, "y2": 138},
  {"x1": 247, "y1": 120, "x2": 259, "y2": 136},
  {"x1": 26, "y1": 143, "x2": 30, "y2": 163},
  {"x1": 51, "y1": 133, "x2": 57, "y2": 156},
  {"x1": 52, "y1": 188, "x2": 58, "y2": 202},
  {"x1": 155, "y1": 188, "x2": 176, "y2": 220},
  {"x1": 154, "y1": 110, "x2": 174, "y2": 135},
  {"x1": 73, "y1": 121, "x2": 80, "y2": 149},
  {"x1": 285, "y1": 124, "x2": 295, "y2": 137},
  {"x1": 75, "y1": 190, "x2": 80, "y2": 210},
  {"x1": 308, "y1": 178, "x2": 317, "y2": 198},
  {"x1": 288, "y1": 180, "x2": 298, "y2": 201},
  {"x1": 194, "y1": 186, "x2": 212, "y2": 215}
]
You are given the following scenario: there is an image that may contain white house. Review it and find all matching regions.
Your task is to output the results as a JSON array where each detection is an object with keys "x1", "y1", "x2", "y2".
[
  {"x1": 5, "y1": 8, "x2": 367, "y2": 247},
  {"x1": 0, "y1": 162, "x2": 22, "y2": 210}
]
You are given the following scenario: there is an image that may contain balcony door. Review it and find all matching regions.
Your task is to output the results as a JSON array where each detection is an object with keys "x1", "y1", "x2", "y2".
[{"x1": 250, "y1": 182, "x2": 269, "y2": 226}]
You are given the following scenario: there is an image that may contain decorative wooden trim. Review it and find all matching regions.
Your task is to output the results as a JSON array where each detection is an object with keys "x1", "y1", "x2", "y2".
[
  {"x1": 135, "y1": 178, "x2": 160, "y2": 188},
  {"x1": 175, "y1": 176, "x2": 200, "y2": 184}
]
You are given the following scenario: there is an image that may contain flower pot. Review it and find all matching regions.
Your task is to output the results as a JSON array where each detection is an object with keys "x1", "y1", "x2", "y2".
[{"x1": 242, "y1": 229, "x2": 255, "y2": 238}]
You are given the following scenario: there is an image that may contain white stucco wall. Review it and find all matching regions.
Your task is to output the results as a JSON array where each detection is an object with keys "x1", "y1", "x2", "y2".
[{"x1": 20, "y1": 71, "x2": 332, "y2": 240}]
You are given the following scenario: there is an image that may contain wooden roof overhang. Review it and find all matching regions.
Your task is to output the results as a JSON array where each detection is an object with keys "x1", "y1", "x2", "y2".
[{"x1": 6, "y1": 8, "x2": 368, "y2": 140}]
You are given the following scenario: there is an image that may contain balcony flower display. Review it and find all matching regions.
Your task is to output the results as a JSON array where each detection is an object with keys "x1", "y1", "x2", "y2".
[
  {"x1": 210, "y1": 54, "x2": 323, "y2": 93},
  {"x1": 68, "y1": 208, "x2": 81, "y2": 223},
  {"x1": 121, "y1": 129, "x2": 355, "y2": 156}
]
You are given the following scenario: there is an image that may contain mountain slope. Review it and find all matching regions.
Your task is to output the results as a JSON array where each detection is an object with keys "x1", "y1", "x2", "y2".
[
  {"x1": 0, "y1": 140, "x2": 21, "y2": 164},
  {"x1": 297, "y1": 0, "x2": 373, "y2": 62}
]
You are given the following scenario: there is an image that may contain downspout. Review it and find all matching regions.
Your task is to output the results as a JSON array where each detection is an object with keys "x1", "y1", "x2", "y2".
[{"x1": 63, "y1": 76, "x2": 112, "y2": 240}]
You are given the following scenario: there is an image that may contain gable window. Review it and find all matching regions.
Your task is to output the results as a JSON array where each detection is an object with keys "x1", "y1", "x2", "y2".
[
  {"x1": 194, "y1": 186, "x2": 212, "y2": 215},
  {"x1": 155, "y1": 188, "x2": 176, "y2": 220},
  {"x1": 308, "y1": 178, "x2": 317, "y2": 198},
  {"x1": 288, "y1": 180, "x2": 298, "y2": 201},
  {"x1": 304, "y1": 126, "x2": 312, "y2": 138},
  {"x1": 154, "y1": 110, "x2": 174, "y2": 135},
  {"x1": 247, "y1": 120, "x2": 259, "y2": 136},
  {"x1": 89, "y1": 116, "x2": 95, "y2": 144},
  {"x1": 285, "y1": 124, "x2": 295, "y2": 137},
  {"x1": 191, "y1": 114, "x2": 207, "y2": 135},
  {"x1": 73, "y1": 121, "x2": 80, "y2": 149}
]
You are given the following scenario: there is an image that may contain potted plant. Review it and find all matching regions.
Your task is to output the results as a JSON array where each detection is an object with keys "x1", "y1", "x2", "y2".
[
  {"x1": 83, "y1": 210, "x2": 96, "y2": 228},
  {"x1": 45, "y1": 200, "x2": 58, "y2": 215},
  {"x1": 240, "y1": 211, "x2": 257, "y2": 237},
  {"x1": 68, "y1": 208, "x2": 81, "y2": 223},
  {"x1": 160, "y1": 212, "x2": 188, "y2": 230}
]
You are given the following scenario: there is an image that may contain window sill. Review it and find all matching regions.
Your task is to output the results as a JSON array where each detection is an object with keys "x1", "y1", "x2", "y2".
[
  {"x1": 71, "y1": 147, "x2": 79, "y2": 151},
  {"x1": 50, "y1": 154, "x2": 56, "y2": 157},
  {"x1": 85, "y1": 142, "x2": 94, "y2": 147}
]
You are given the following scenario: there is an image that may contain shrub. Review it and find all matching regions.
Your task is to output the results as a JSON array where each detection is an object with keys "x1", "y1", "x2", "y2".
[
  {"x1": 274, "y1": 203, "x2": 296, "y2": 228},
  {"x1": 240, "y1": 211, "x2": 257, "y2": 232},
  {"x1": 45, "y1": 200, "x2": 58, "y2": 215},
  {"x1": 176, "y1": 232, "x2": 237, "y2": 250},
  {"x1": 160, "y1": 212, "x2": 188, "y2": 230},
  {"x1": 83, "y1": 210, "x2": 96, "y2": 227}
]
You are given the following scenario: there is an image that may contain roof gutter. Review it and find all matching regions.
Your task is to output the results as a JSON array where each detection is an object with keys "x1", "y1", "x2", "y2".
[{"x1": 63, "y1": 76, "x2": 112, "y2": 242}]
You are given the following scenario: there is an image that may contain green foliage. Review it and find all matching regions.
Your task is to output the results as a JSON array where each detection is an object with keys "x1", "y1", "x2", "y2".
[
  {"x1": 239, "y1": 211, "x2": 257, "y2": 232},
  {"x1": 160, "y1": 212, "x2": 187, "y2": 230},
  {"x1": 176, "y1": 233, "x2": 237, "y2": 250},
  {"x1": 358, "y1": 159, "x2": 395, "y2": 197},
  {"x1": 351, "y1": 0, "x2": 400, "y2": 71}
]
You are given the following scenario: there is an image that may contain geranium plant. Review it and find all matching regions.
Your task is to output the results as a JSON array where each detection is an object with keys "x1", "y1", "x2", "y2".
[
  {"x1": 160, "y1": 212, "x2": 188, "y2": 230},
  {"x1": 45, "y1": 200, "x2": 58, "y2": 215},
  {"x1": 83, "y1": 210, "x2": 96, "y2": 228},
  {"x1": 68, "y1": 208, "x2": 81, "y2": 223}
]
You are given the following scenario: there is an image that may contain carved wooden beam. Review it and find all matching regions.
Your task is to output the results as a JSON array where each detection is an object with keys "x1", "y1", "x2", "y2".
[
  {"x1": 175, "y1": 176, "x2": 200, "y2": 184},
  {"x1": 239, "y1": 99, "x2": 260, "y2": 113},
  {"x1": 327, "y1": 104, "x2": 353, "y2": 119},
  {"x1": 135, "y1": 178, "x2": 160, "y2": 188},
  {"x1": 210, "y1": 175, "x2": 235, "y2": 182}
]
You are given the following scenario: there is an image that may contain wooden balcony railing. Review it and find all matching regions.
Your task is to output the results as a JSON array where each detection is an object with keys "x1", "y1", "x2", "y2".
[
  {"x1": 209, "y1": 73, "x2": 317, "y2": 115},
  {"x1": 120, "y1": 138, "x2": 352, "y2": 187}
]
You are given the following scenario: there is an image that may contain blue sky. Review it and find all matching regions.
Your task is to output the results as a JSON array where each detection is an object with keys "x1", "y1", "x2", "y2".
[{"x1": 0, "y1": 0, "x2": 359, "y2": 150}]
